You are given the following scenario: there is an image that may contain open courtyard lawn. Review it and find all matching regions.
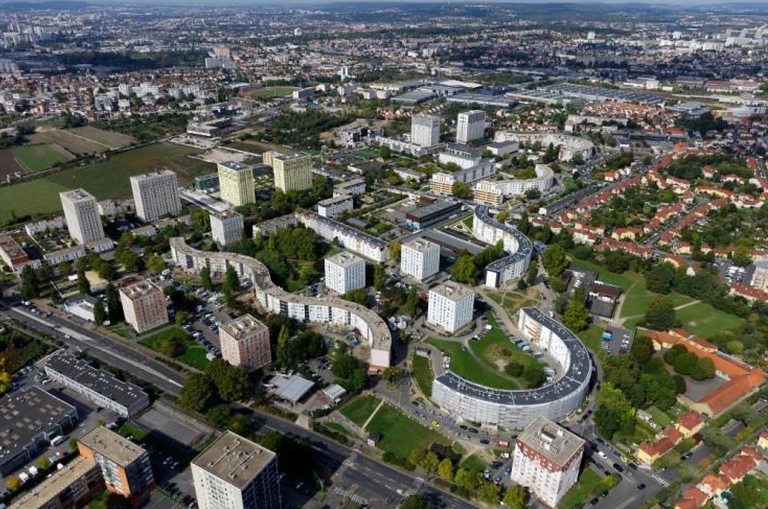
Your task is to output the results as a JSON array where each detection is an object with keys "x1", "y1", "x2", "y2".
[
  {"x1": 427, "y1": 337, "x2": 517, "y2": 390},
  {"x1": 339, "y1": 394, "x2": 381, "y2": 427},
  {"x1": 570, "y1": 257, "x2": 640, "y2": 291},
  {"x1": 646, "y1": 406, "x2": 674, "y2": 428},
  {"x1": 11, "y1": 143, "x2": 73, "y2": 172},
  {"x1": 138, "y1": 325, "x2": 210, "y2": 371},
  {"x1": 469, "y1": 324, "x2": 545, "y2": 389},
  {"x1": 365, "y1": 403, "x2": 450, "y2": 460},
  {"x1": 462, "y1": 215, "x2": 473, "y2": 229},
  {"x1": 578, "y1": 324, "x2": 604, "y2": 356},
  {"x1": 353, "y1": 147, "x2": 379, "y2": 159},
  {"x1": 412, "y1": 354, "x2": 434, "y2": 397},
  {"x1": 675, "y1": 302, "x2": 745, "y2": 338},
  {"x1": 559, "y1": 467, "x2": 604, "y2": 509},
  {"x1": 459, "y1": 453, "x2": 487, "y2": 473}
]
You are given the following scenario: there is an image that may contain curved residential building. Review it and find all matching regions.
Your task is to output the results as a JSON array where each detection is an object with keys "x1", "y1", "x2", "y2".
[
  {"x1": 474, "y1": 164, "x2": 556, "y2": 206},
  {"x1": 169, "y1": 238, "x2": 391, "y2": 367},
  {"x1": 472, "y1": 205, "x2": 533, "y2": 288},
  {"x1": 432, "y1": 307, "x2": 592, "y2": 430},
  {"x1": 495, "y1": 132, "x2": 594, "y2": 162}
]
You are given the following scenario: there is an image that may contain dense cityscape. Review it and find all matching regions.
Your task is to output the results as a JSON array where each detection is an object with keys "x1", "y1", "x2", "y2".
[{"x1": 3, "y1": 2, "x2": 768, "y2": 509}]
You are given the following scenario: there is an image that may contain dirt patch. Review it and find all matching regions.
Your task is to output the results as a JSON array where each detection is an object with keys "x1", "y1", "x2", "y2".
[{"x1": 0, "y1": 150, "x2": 24, "y2": 179}]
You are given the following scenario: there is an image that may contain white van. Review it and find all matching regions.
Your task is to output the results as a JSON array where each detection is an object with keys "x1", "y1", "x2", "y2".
[{"x1": 49, "y1": 436, "x2": 65, "y2": 447}]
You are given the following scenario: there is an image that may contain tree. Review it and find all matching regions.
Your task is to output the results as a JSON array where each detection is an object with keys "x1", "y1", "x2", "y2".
[
  {"x1": 409, "y1": 447, "x2": 426, "y2": 467},
  {"x1": 206, "y1": 359, "x2": 251, "y2": 402},
  {"x1": 223, "y1": 265, "x2": 240, "y2": 295},
  {"x1": 179, "y1": 373, "x2": 218, "y2": 412},
  {"x1": 525, "y1": 260, "x2": 538, "y2": 287},
  {"x1": 594, "y1": 382, "x2": 635, "y2": 439},
  {"x1": 5, "y1": 476, "x2": 21, "y2": 491},
  {"x1": 452, "y1": 181, "x2": 471, "y2": 199},
  {"x1": 541, "y1": 244, "x2": 568, "y2": 278},
  {"x1": 497, "y1": 210, "x2": 510, "y2": 223},
  {"x1": 175, "y1": 311, "x2": 190, "y2": 326},
  {"x1": 421, "y1": 451, "x2": 440, "y2": 473},
  {"x1": 438, "y1": 458, "x2": 454, "y2": 479},
  {"x1": 631, "y1": 335, "x2": 654, "y2": 364},
  {"x1": 399, "y1": 494, "x2": 435, "y2": 509},
  {"x1": 374, "y1": 264, "x2": 386, "y2": 291},
  {"x1": 146, "y1": 255, "x2": 165, "y2": 274},
  {"x1": 482, "y1": 482, "x2": 501, "y2": 505},
  {"x1": 454, "y1": 468, "x2": 481, "y2": 491},
  {"x1": 405, "y1": 288, "x2": 421, "y2": 319},
  {"x1": 157, "y1": 333, "x2": 185, "y2": 357},
  {"x1": 503, "y1": 485, "x2": 528, "y2": 509},
  {"x1": 20, "y1": 265, "x2": 40, "y2": 299},
  {"x1": 691, "y1": 357, "x2": 715, "y2": 381},
  {"x1": 201, "y1": 266, "x2": 213, "y2": 291},
  {"x1": 94, "y1": 300, "x2": 106, "y2": 326},
  {"x1": 206, "y1": 404, "x2": 234, "y2": 429},
  {"x1": 77, "y1": 268, "x2": 91, "y2": 295},
  {"x1": 276, "y1": 325, "x2": 290, "y2": 367},
  {"x1": 38, "y1": 457, "x2": 52, "y2": 470},
  {"x1": 390, "y1": 242, "x2": 402, "y2": 263},
  {"x1": 105, "y1": 283, "x2": 123, "y2": 322},
  {"x1": 643, "y1": 296, "x2": 676, "y2": 331},
  {"x1": 451, "y1": 253, "x2": 478, "y2": 284},
  {"x1": 563, "y1": 295, "x2": 590, "y2": 332},
  {"x1": 646, "y1": 263, "x2": 675, "y2": 294}
]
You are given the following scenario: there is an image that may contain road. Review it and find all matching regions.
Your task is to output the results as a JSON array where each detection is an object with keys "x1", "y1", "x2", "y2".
[{"x1": 0, "y1": 303, "x2": 477, "y2": 509}]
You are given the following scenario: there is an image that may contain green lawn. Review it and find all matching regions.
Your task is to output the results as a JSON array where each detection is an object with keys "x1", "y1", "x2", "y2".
[
  {"x1": 675, "y1": 302, "x2": 745, "y2": 338},
  {"x1": 325, "y1": 422, "x2": 362, "y2": 440},
  {"x1": 570, "y1": 258, "x2": 640, "y2": 291},
  {"x1": 468, "y1": 321, "x2": 545, "y2": 389},
  {"x1": 11, "y1": 144, "x2": 70, "y2": 172},
  {"x1": 138, "y1": 325, "x2": 210, "y2": 371},
  {"x1": 427, "y1": 337, "x2": 517, "y2": 390},
  {"x1": 460, "y1": 453, "x2": 487, "y2": 473},
  {"x1": 0, "y1": 143, "x2": 212, "y2": 219},
  {"x1": 646, "y1": 406, "x2": 673, "y2": 428},
  {"x1": 559, "y1": 468, "x2": 604, "y2": 509},
  {"x1": 411, "y1": 355, "x2": 434, "y2": 397},
  {"x1": 339, "y1": 394, "x2": 381, "y2": 427},
  {"x1": 248, "y1": 87, "x2": 297, "y2": 99},
  {"x1": 462, "y1": 215, "x2": 474, "y2": 229},
  {"x1": 365, "y1": 403, "x2": 450, "y2": 460},
  {"x1": 578, "y1": 324, "x2": 604, "y2": 356}
]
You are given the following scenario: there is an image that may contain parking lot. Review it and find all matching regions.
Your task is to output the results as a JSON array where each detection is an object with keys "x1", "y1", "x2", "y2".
[{"x1": 600, "y1": 325, "x2": 634, "y2": 355}]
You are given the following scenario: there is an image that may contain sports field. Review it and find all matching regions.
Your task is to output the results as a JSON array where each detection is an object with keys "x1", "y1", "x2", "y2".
[
  {"x1": 28, "y1": 126, "x2": 134, "y2": 156},
  {"x1": 246, "y1": 86, "x2": 297, "y2": 99},
  {"x1": 675, "y1": 302, "x2": 745, "y2": 338},
  {"x1": 11, "y1": 144, "x2": 74, "y2": 172},
  {"x1": 0, "y1": 142, "x2": 212, "y2": 219}
]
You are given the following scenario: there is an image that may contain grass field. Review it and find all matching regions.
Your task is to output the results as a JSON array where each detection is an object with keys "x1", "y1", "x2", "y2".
[
  {"x1": 570, "y1": 258, "x2": 640, "y2": 291},
  {"x1": 365, "y1": 403, "x2": 450, "y2": 460},
  {"x1": 427, "y1": 337, "x2": 517, "y2": 390},
  {"x1": 138, "y1": 325, "x2": 210, "y2": 371},
  {"x1": 646, "y1": 406, "x2": 674, "y2": 427},
  {"x1": 11, "y1": 144, "x2": 73, "y2": 172},
  {"x1": 69, "y1": 126, "x2": 134, "y2": 149},
  {"x1": 459, "y1": 453, "x2": 487, "y2": 473},
  {"x1": 0, "y1": 143, "x2": 212, "y2": 219},
  {"x1": 411, "y1": 355, "x2": 434, "y2": 397},
  {"x1": 559, "y1": 468, "x2": 604, "y2": 509},
  {"x1": 247, "y1": 87, "x2": 297, "y2": 99},
  {"x1": 578, "y1": 324, "x2": 605, "y2": 356},
  {"x1": 29, "y1": 130, "x2": 106, "y2": 155},
  {"x1": 325, "y1": 422, "x2": 362, "y2": 440},
  {"x1": 675, "y1": 302, "x2": 745, "y2": 338},
  {"x1": 339, "y1": 394, "x2": 381, "y2": 427}
]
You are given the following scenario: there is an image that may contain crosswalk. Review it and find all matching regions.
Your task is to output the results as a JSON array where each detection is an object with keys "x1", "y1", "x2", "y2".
[
  {"x1": 651, "y1": 473, "x2": 671, "y2": 487},
  {"x1": 403, "y1": 477, "x2": 426, "y2": 497},
  {"x1": 333, "y1": 486, "x2": 368, "y2": 505},
  {"x1": 334, "y1": 450, "x2": 359, "y2": 478}
]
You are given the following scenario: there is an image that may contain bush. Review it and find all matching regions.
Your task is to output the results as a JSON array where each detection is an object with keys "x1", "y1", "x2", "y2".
[
  {"x1": 505, "y1": 362, "x2": 524, "y2": 377},
  {"x1": 382, "y1": 451, "x2": 416, "y2": 471}
]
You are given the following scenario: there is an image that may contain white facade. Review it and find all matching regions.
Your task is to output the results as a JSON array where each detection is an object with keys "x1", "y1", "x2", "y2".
[
  {"x1": 401, "y1": 239, "x2": 440, "y2": 280},
  {"x1": 511, "y1": 417, "x2": 584, "y2": 508},
  {"x1": 457, "y1": 110, "x2": 485, "y2": 144},
  {"x1": 411, "y1": 114, "x2": 440, "y2": 147},
  {"x1": 210, "y1": 210, "x2": 244, "y2": 247},
  {"x1": 324, "y1": 252, "x2": 365, "y2": 294},
  {"x1": 317, "y1": 194, "x2": 353, "y2": 218},
  {"x1": 130, "y1": 170, "x2": 181, "y2": 222},
  {"x1": 60, "y1": 189, "x2": 105, "y2": 245},
  {"x1": 296, "y1": 210, "x2": 389, "y2": 263},
  {"x1": 427, "y1": 283, "x2": 474, "y2": 333}
]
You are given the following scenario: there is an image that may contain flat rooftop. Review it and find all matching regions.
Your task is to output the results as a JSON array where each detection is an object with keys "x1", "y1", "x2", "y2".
[
  {"x1": 475, "y1": 205, "x2": 533, "y2": 270},
  {"x1": 220, "y1": 314, "x2": 267, "y2": 341},
  {"x1": 79, "y1": 426, "x2": 147, "y2": 467},
  {"x1": 192, "y1": 431, "x2": 275, "y2": 489},
  {"x1": 0, "y1": 387, "x2": 77, "y2": 467},
  {"x1": 430, "y1": 282, "x2": 473, "y2": 302},
  {"x1": 517, "y1": 416, "x2": 585, "y2": 467},
  {"x1": 9, "y1": 456, "x2": 97, "y2": 509},
  {"x1": 407, "y1": 200, "x2": 462, "y2": 221},
  {"x1": 119, "y1": 280, "x2": 163, "y2": 300},
  {"x1": 44, "y1": 352, "x2": 149, "y2": 409},
  {"x1": 403, "y1": 238, "x2": 439, "y2": 253},
  {"x1": 219, "y1": 161, "x2": 249, "y2": 171},
  {"x1": 326, "y1": 251, "x2": 364, "y2": 268},
  {"x1": 274, "y1": 152, "x2": 309, "y2": 161},
  {"x1": 0, "y1": 235, "x2": 25, "y2": 259},
  {"x1": 212, "y1": 209, "x2": 243, "y2": 221},
  {"x1": 130, "y1": 170, "x2": 176, "y2": 182},
  {"x1": 60, "y1": 188, "x2": 95, "y2": 203}
]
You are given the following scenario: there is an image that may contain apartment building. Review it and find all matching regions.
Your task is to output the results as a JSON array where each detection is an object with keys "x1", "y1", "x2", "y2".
[
  {"x1": 317, "y1": 194, "x2": 353, "y2": 218},
  {"x1": 218, "y1": 161, "x2": 255, "y2": 207},
  {"x1": 411, "y1": 113, "x2": 441, "y2": 147},
  {"x1": 210, "y1": 210, "x2": 244, "y2": 247},
  {"x1": 456, "y1": 110, "x2": 485, "y2": 144},
  {"x1": 220, "y1": 314, "x2": 272, "y2": 371},
  {"x1": 511, "y1": 417, "x2": 585, "y2": 508},
  {"x1": 296, "y1": 210, "x2": 389, "y2": 262},
  {"x1": 60, "y1": 189, "x2": 105, "y2": 244},
  {"x1": 273, "y1": 153, "x2": 312, "y2": 192},
  {"x1": 325, "y1": 251, "x2": 366, "y2": 294},
  {"x1": 9, "y1": 456, "x2": 103, "y2": 509},
  {"x1": 427, "y1": 282, "x2": 474, "y2": 333},
  {"x1": 130, "y1": 170, "x2": 181, "y2": 222},
  {"x1": 119, "y1": 280, "x2": 168, "y2": 334},
  {"x1": 43, "y1": 352, "x2": 150, "y2": 418},
  {"x1": 401, "y1": 238, "x2": 440, "y2": 280},
  {"x1": 78, "y1": 427, "x2": 155, "y2": 506},
  {"x1": 191, "y1": 431, "x2": 281, "y2": 509}
]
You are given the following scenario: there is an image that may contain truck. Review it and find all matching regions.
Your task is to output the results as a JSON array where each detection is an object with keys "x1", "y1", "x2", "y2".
[{"x1": 49, "y1": 435, "x2": 65, "y2": 447}]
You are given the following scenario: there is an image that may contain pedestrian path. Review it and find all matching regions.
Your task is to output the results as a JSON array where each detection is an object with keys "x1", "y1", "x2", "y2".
[{"x1": 361, "y1": 399, "x2": 385, "y2": 430}]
